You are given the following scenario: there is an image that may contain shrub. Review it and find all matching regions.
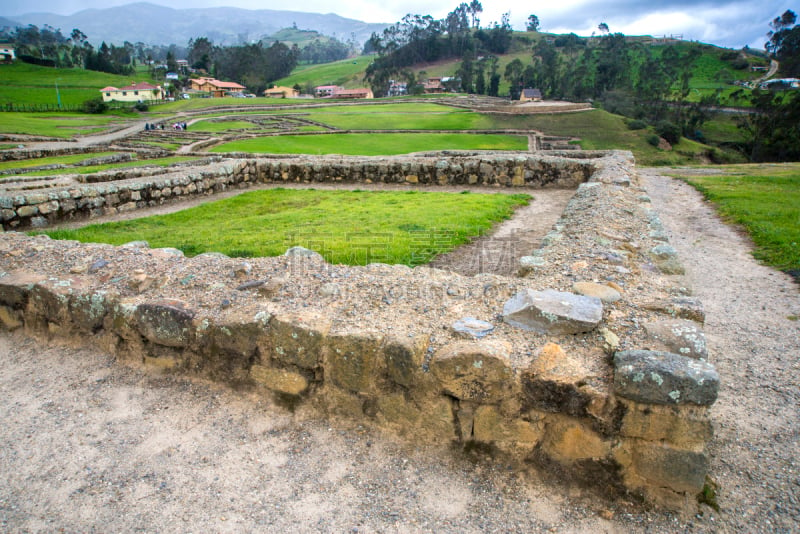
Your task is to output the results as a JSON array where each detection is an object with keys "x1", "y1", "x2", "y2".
[
  {"x1": 655, "y1": 120, "x2": 681, "y2": 145},
  {"x1": 134, "y1": 102, "x2": 149, "y2": 112},
  {"x1": 730, "y1": 58, "x2": 749, "y2": 70},
  {"x1": 646, "y1": 134, "x2": 661, "y2": 147},
  {"x1": 82, "y1": 97, "x2": 108, "y2": 114},
  {"x1": 627, "y1": 119, "x2": 647, "y2": 130}
]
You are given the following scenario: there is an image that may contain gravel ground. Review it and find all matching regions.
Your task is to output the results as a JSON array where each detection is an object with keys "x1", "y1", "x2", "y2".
[{"x1": 0, "y1": 169, "x2": 798, "y2": 532}]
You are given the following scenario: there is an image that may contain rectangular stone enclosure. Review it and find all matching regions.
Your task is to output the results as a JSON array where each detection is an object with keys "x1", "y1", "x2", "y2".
[{"x1": 0, "y1": 150, "x2": 718, "y2": 507}]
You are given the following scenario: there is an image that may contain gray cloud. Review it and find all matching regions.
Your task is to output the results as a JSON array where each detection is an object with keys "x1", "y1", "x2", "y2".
[{"x1": 1, "y1": 0, "x2": 792, "y2": 49}]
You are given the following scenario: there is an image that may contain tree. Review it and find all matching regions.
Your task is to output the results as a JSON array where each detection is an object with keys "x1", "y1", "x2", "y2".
[
  {"x1": 526, "y1": 15, "x2": 540, "y2": 32},
  {"x1": 188, "y1": 37, "x2": 214, "y2": 71},
  {"x1": 468, "y1": 0, "x2": 483, "y2": 28},
  {"x1": 598, "y1": 22, "x2": 610, "y2": 34},
  {"x1": 504, "y1": 58, "x2": 524, "y2": 99},
  {"x1": 166, "y1": 50, "x2": 178, "y2": 73},
  {"x1": 488, "y1": 73, "x2": 500, "y2": 97},
  {"x1": 767, "y1": 10, "x2": 800, "y2": 76},
  {"x1": 737, "y1": 90, "x2": 800, "y2": 161}
]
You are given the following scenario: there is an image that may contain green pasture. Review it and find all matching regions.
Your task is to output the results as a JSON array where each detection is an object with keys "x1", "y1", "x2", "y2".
[
  {"x1": 190, "y1": 119, "x2": 261, "y2": 132},
  {"x1": 40, "y1": 189, "x2": 531, "y2": 266},
  {"x1": 294, "y1": 107, "x2": 488, "y2": 130},
  {"x1": 210, "y1": 132, "x2": 527, "y2": 155},
  {"x1": 495, "y1": 109, "x2": 737, "y2": 166},
  {"x1": 3, "y1": 156, "x2": 202, "y2": 177},
  {"x1": 668, "y1": 164, "x2": 800, "y2": 275},
  {"x1": 0, "y1": 151, "x2": 119, "y2": 173},
  {"x1": 0, "y1": 112, "x2": 125, "y2": 138},
  {"x1": 274, "y1": 55, "x2": 374, "y2": 90},
  {"x1": 153, "y1": 96, "x2": 300, "y2": 113},
  {"x1": 0, "y1": 62, "x2": 161, "y2": 107},
  {"x1": 182, "y1": 103, "x2": 491, "y2": 130}
]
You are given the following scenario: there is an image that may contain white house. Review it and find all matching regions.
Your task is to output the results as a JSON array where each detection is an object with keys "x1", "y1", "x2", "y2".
[
  {"x1": 100, "y1": 82, "x2": 165, "y2": 103},
  {"x1": 0, "y1": 44, "x2": 15, "y2": 62}
]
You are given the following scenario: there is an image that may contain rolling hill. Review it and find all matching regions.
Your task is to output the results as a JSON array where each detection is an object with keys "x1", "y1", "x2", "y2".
[{"x1": 2, "y1": 3, "x2": 388, "y2": 46}]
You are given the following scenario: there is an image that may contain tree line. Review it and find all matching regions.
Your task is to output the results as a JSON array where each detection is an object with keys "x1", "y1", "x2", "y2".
[
  {"x1": 2, "y1": 23, "x2": 355, "y2": 94},
  {"x1": 363, "y1": 2, "x2": 514, "y2": 96}
]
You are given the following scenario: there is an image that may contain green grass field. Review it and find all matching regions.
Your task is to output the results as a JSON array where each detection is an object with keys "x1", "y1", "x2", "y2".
[
  {"x1": 39, "y1": 189, "x2": 531, "y2": 265},
  {"x1": 3, "y1": 156, "x2": 203, "y2": 177},
  {"x1": 0, "y1": 62, "x2": 161, "y2": 107},
  {"x1": 668, "y1": 164, "x2": 800, "y2": 275},
  {"x1": 190, "y1": 119, "x2": 261, "y2": 132},
  {"x1": 274, "y1": 55, "x2": 374, "y2": 90},
  {"x1": 0, "y1": 151, "x2": 119, "y2": 174},
  {"x1": 210, "y1": 132, "x2": 527, "y2": 155},
  {"x1": 0, "y1": 112, "x2": 127, "y2": 138}
]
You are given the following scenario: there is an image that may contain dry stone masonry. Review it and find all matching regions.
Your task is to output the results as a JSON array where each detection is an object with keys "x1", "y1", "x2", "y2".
[{"x1": 0, "y1": 150, "x2": 719, "y2": 507}]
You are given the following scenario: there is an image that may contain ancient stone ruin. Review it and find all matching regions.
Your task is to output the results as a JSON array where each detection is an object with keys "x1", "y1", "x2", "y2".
[{"x1": 0, "y1": 150, "x2": 718, "y2": 507}]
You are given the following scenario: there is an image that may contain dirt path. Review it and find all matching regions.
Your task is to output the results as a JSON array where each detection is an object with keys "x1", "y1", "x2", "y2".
[
  {"x1": 640, "y1": 169, "x2": 800, "y2": 531},
  {"x1": 0, "y1": 171, "x2": 798, "y2": 532}
]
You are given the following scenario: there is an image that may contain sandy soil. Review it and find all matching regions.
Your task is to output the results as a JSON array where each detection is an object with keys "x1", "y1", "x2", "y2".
[{"x1": 1, "y1": 170, "x2": 798, "y2": 532}]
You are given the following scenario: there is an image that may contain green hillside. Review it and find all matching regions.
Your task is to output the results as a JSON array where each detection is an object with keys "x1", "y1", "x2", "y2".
[
  {"x1": 0, "y1": 62, "x2": 161, "y2": 107},
  {"x1": 266, "y1": 28, "x2": 339, "y2": 47},
  {"x1": 274, "y1": 55, "x2": 374, "y2": 90},
  {"x1": 274, "y1": 32, "x2": 766, "y2": 103}
]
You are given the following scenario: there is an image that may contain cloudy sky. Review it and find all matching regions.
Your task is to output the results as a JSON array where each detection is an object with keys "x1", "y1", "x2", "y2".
[{"x1": 3, "y1": 0, "x2": 794, "y2": 49}]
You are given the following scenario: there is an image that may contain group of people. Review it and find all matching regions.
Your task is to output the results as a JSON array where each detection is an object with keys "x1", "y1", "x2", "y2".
[{"x1": 144, "y1": 122, "x2": 188, "y2": 131}]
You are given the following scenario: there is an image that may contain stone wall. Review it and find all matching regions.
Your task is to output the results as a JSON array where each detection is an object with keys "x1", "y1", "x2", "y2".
[
  {"x1": 0, "y1": 152, "x2": 597, "y2": 230},
  {"x1": 0, "y1": 150, "x2": 719, "y2": 507}
]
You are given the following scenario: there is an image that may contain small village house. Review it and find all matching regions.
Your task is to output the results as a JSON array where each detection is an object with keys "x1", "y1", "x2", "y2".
[
  {"x1": 264, "y1": 85, "x2": 300, "y2": 98},
  {"x1": 423, "y1": 78, "x2": 444, "y2": 94},
  {"x1": 100, "y1": 82, "x2": 164, "y2": 103},
  {"x1": 387, "y1": 80, "x2": 408, "y2": 97},
  {"x1": 519, "y1": 88, "x2": 543, "y2": 102},
  {"x1": 0, "y1": 43, "x2": 15, "y2": 62},
  {"x1": 315, "y1": 85, "x2": 342, "y2": 98},
  {"x1": 189, "y1": 77, "x2": 247, "y2": 97},
  {"x1": 332, "y1": 88, "x2": 374, "y2": 99}
]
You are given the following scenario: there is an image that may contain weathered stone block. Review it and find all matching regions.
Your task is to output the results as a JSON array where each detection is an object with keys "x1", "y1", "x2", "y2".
[
  {"x1": 473, "y1": 405, "x2": 542, "y2": 451},
  {"x1": 521, "y1": 343, "x2": 604, "y2": 418},
  {"x1": 0, "y1": 305, "x2": 23, "y2": 330},
  {"x1": 643, "y1": 319, "x2": 707, "y2": 359},
  {"x1": 430, "y1": 340, "x2": 514, "y2": 403},
  {"x1": 614, "y1": 350, "x2": 719, "y2": 406},
  {"x1": 264, "y1": 311, "x2": 330, "y2": 369},
  {"x1": 327, "y1": 332, "x2": 383, "y2": 394},
  {"x1": 376, "y1": 393, "x2": 455, "y2": 440},
  {"x1": 134, "y1": 299, "x2": 196, "y2": 348},
  {"x1": 572, "y1": 281, "x2": 621, "y2": 303},
  {"x1": 503, "y1": 289, "x2": 603, "y2": 334},
  {"x1": 29, "y1": 279, "x2": 74, "y2": 325},
  {"x1": 620, "y1": 400, "x2": 712, "y2": 448},
  {"x1": 14, "y1": 205, "x2": 37, "y2": 218},
  {"x1": 37, "y1": 201, "x2": 59, "y2": 215},
  {"x1": 383, "y1": 335, "x2": 427, "y2": 388},
  {"x1": 629, "y1": 442, "x2": 708, "y2": 493},
  {"x1": 251, "y1": 364, "x2": 309, "y2": 395},
  {"x1": 207, "y1": 310, "x2": 271, "y2": 357},
  {"x1": 642, "y1": 297, "x2": 705, "y2": 324},
  {"x1": 0, "y1": 271, "x2": 46, "y2": 308},
  {"x1": 69, "y1": 290, "x2": 110, "y2": 332},
  {"x1": 541, "y1": 416, "x2": 611, "y2": 463}
]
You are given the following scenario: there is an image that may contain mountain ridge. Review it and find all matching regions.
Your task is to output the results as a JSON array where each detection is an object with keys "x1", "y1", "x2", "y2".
[{"x1": 1, "y1": 2, "x2": 388, "y2": 46}]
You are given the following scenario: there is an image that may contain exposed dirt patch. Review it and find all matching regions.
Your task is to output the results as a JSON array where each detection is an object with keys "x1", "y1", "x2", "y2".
[{"x1": 430, "y1": 189, "x2": 575, "y2": 276}]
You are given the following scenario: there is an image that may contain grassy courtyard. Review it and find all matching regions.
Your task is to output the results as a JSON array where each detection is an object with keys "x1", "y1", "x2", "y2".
[
  {"x1": 210, "y1": 133, "x2": 527, "y2": 155},
  {"x1": 41, "y1": 189, "x2": 531, "y2": 265}
]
